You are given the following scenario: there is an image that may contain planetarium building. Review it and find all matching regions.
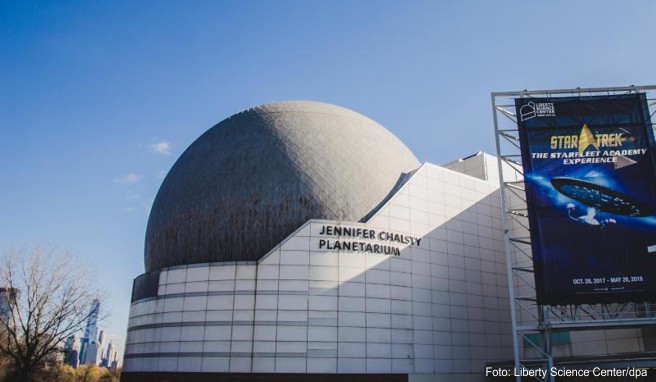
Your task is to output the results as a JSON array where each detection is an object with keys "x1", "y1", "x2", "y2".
[{"x1": 122, "y1": 101, "x2": 515, "y2": 382}]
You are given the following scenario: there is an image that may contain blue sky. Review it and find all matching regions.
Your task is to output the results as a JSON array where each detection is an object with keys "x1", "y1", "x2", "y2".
[{"x1": 1, "y1": 0, "x2": 654, "y2": 359}]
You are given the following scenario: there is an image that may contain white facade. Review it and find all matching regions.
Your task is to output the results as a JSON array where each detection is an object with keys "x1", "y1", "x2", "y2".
[
  {"x1": 84, "y1": 340, "x2": 103, "y2": 366},
  {"x1": 124, "y1": 162, "x2": 513, "y2": 379}
]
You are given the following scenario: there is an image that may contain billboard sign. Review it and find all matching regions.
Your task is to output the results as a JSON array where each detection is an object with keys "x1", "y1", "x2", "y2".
[{"x1": 516, "y1": 93, "x2": 656, "y2": 305}]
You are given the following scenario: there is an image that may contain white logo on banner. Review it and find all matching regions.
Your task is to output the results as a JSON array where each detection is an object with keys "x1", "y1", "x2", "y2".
[{"x1": 520, "y1": 101, "x2": 555, "y2": 121}]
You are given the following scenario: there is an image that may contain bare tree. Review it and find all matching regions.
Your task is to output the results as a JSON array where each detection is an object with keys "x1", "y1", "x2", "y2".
[{"x1": 0, "y1": 246, "x2": 105, "y2": 382}]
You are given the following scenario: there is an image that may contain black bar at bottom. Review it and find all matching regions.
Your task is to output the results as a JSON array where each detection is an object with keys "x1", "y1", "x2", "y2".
[{"x1": 121, "y1": 372, "x2": 408, "y2": 382}]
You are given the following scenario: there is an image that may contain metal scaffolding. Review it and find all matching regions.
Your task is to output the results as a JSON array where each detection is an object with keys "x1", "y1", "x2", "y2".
[{"x1": 491, "y1": 85, "x2": 656, "y2": 382}]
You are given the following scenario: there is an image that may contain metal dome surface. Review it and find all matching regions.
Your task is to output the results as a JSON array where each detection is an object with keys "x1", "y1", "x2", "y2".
[{"x1": 145, "y1": 101, "x2": 420, "y2": 271}]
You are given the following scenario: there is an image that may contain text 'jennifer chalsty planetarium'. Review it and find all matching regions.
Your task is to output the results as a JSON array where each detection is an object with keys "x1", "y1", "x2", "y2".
[{"x1": 122, "y1": 101, "x2": 514, "y2": 382}]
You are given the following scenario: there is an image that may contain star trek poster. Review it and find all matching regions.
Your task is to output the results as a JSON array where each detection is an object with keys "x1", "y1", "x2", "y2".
[{"x1": 516, "y1": 93, "x2": 656, "y2": 305}]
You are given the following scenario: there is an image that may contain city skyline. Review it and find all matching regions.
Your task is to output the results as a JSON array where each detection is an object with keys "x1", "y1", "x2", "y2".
[{"x1": 64, "y1": 300, "x2": 121, "y2": 369}]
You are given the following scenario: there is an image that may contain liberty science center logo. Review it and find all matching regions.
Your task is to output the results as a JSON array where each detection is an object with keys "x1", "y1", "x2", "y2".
[{"x1": 520, "y1": 101, "x2": 556, "y2": 121}]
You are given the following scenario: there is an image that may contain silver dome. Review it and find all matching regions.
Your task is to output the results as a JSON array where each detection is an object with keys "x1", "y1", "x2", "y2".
[{"x1": 145, "y1": 101, "x2": 420, "y2": 271}]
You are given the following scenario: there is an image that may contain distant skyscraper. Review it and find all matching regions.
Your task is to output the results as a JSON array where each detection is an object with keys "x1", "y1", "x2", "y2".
[
  {"x1": 83, "y1": 299, "x2": 100, "y2": 341},
  {"x1": 84, "y1": 328, "x2": 104, "y2": 366},
  {"x1": 64, "y1": 335, "x2": 80, "y2": 368},
  {"x1": 102, "y1": 340, "x2": 115, "y2": 368},
  {"x1": 0, "y1": 287, "x2": 18, "y2": 323},
  {"x1": 110, "y1": 357, "x2": 119, "y2": 371},
  {"x1": 79, "y1": 299, "x2": 101, "y2": 365},
  {"x1": 84, "y1": 340, "x2": 102, "y2": 366}
]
